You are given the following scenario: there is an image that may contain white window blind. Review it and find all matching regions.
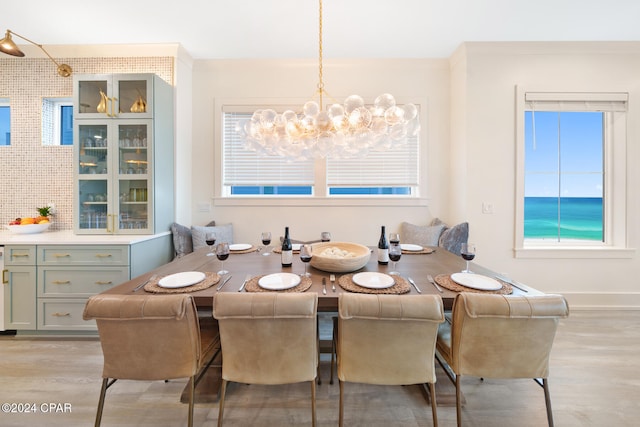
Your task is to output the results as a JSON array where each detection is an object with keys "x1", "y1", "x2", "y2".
[
  {"x1": 525, "y1": 92, "x2": 628, "y2": 112},
  {"x1": 327, "y1": 136, "x2": 419, "y2": 187},
  {"x1": 223, "y1": 112, "x2": 314, "y2": 187}
]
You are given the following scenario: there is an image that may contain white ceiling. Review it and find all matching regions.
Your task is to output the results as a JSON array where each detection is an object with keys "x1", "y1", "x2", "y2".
[{"x1": 3, "y1": 0, "x2": 640, "y2": 59}]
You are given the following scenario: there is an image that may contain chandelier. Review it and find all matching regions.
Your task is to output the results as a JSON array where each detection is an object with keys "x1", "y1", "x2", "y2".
[{"x1": 237, "y1": 0, "x2": 420, "y2": 160}]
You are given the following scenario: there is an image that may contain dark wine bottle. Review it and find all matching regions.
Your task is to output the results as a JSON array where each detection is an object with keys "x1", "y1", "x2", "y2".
[
  {"x1": 281, "y1": 226, "x2": 293, "y2": 267},
  {"x1": 377, "y1": 225, "x2": 389, "y2": 265}
]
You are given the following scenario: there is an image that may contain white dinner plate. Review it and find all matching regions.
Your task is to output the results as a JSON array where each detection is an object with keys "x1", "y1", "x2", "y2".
[
  {"x1": 229, "y1": 243, "x2": 252, "y2": 251},
  {"x1": 258, "y1": 273, "x2": 301, "y2": 290},
  {"x1": 450, "y1": 273, "x2": 502, "y2": 291},
  {"x1": 292, "y1": 243, "x2": 302, "y2": 251},
  {"x1": 401, "y1": 243, "x2": 423, "y2": 252},
  {"x1": 158, "y1": 271, "x2": 206, "y2": 288},
  {"x1": 352, "y1": 272, "x2": 395, "y2": 289}
]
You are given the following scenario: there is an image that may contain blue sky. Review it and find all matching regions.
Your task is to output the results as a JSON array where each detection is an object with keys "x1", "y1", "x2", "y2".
[
  {"x1": 0, "y1": 106, "x2": 10, "y2": 146},
  {"x1": 524, "y1": 111, "x2": 603, "y2": 198}
]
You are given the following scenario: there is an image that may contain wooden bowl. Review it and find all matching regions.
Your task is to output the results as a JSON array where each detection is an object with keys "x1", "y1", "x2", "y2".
[{"x1": 310, "y1": 242, "x2": 371, "y2": 273}]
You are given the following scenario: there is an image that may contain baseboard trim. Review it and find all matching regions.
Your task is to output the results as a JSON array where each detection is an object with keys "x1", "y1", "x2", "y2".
[{"x1": 560, "y1": 292, "x2": 640, "y2": 310}]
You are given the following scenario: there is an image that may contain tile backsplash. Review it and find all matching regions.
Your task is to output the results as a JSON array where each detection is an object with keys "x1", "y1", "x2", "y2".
[{"x1": 0, "y1": 56, "x2": 173, "y2": 230}]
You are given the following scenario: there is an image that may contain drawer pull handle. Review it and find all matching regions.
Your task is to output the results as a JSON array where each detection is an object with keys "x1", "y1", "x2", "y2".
[
  {"x1": 52, "y1": 312, "x2": 71, "y2": 317},
  {"x1": 12, "y1": 254, "x2": 29, "y2": 257},
  {"x1": 54, "y1": 253, "x2": 71, "y2": 258},
  {"x1": 2, "y1": 269, "x2": 7, "y2": 284},
  {"x1": 95, "y1": 254, "x2": 113, "y2": 258},
  {"x1": 53, "y1": 280, "x2": 71, "y2": 285},
  {"x1": 96, "y1": 281, "x2": 113, "y2": 285}
]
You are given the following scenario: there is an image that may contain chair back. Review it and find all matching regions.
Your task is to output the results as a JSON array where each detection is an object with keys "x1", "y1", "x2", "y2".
[
  {"x1": 83, "y1": 294, "x2": 202, "y2": 381},
  {"x1": 214, "y1": 292, "x2": 318, "y2": 385},
  {"x1": 447, "y1": 292, "x2": 569, "y2": 379},
  {"x1": 338, "y1": 293, "x2": 444, "y2": 385}
]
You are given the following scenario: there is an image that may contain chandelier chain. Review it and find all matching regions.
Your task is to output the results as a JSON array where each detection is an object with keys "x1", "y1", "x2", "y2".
[{"x1": 318, "y1": 0, "x2": 324, "y2": 109}]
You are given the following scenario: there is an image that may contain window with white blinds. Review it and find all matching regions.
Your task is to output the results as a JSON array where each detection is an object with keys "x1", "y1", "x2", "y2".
[
  {"x1": 327, "y1": 137, "x2": 418, "y2": 188},
  {"x1": 221, "y1": 106, "x2": 420, "y2": 197},
  {"x1": 223, "y1": 112, "x2": 314, "y2": 188}
]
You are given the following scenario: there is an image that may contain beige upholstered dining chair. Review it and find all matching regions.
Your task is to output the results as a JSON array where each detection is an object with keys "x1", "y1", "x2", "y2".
[
  {"x1": 83, "y1": 293, "x2": 218, "y2": 427},
  {"x1": 337, "y1": 293, "x2": 445, "y2": 427},
  {"x1": 213, "y1": 292, "x2": 319, "y2": 427},
  {"x1": 436, "y1": 292, "x2": 570, "y2": 427}
]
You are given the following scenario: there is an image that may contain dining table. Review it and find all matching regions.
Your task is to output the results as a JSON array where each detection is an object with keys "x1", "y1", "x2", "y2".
[
  {"x1": 104, "y1": 243, "x2": 539, "y2": 309},
  {"x1": 99, "y1": 242, "x2": 541, "y2": 402}
]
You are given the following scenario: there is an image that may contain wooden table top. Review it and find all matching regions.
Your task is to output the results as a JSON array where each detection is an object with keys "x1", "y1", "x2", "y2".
[{"x1": 104, "y1": 245, "x2": 537, "y2": 311}]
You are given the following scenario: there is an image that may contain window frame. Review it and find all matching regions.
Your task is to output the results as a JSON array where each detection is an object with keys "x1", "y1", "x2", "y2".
[
  {"x1": 0, "y1": 98, "x2": 10, "y2": 146},
  {"x1": 213, "y1": 97, "x2": 428, "y2": 208},
  {"x1": 42, "y1": 97, "x2": 73, "y2": 146},
  {"x1": 514, "y1": 87, "x2": 633, "y2": 259}
]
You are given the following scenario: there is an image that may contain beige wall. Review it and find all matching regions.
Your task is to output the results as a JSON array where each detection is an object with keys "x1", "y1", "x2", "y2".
[
  {"x1": 190, "y1": 58, "x2": 451, "y2": 245},
  {"x1": 452, "y1": 42, "x2": 640, "y2": 308}
]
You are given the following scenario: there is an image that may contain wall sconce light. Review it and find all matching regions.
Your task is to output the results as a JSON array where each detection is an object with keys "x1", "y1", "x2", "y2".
[{"x1": 0, "y1": 29, "x2": 72, "y2": 77}]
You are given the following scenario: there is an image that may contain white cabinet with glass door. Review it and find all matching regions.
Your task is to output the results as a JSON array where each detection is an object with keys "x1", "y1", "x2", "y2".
[
  {"x1": 73, "y1": 73, "x2": 174, "y2": 235},
  {"x1": 74, "y1": 74, "x2": 154, "y2": 120}
]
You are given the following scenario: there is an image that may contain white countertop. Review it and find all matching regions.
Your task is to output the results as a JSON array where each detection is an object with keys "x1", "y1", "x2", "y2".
[{"x1": 0, "y1": 229, "x2": 171, "y2": 245}]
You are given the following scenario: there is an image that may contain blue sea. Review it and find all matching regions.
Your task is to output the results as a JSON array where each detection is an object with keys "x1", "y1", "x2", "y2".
[{"x1": 524, "y1": 197, "x2": 603, "y2": 241}]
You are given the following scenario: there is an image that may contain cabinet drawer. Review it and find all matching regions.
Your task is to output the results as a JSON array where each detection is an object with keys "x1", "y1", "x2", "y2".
[
  {"x1": 5, "y1": 246, "x2": 37, "y2": 266},
  {"x1": 38, "y1": 267, "x2": 129, "y2": 297},
  {"x1": 38, "y1": 245, "x2": 129, "y2": 266},
  {"x1": 37, "y1": 299, "x2": 96, "y2": 330}
]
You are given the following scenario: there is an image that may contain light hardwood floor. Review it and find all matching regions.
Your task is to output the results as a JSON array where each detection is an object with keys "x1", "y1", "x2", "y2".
[{"x1": 0, "y1": 310, "x2": 638, "y2": 426}]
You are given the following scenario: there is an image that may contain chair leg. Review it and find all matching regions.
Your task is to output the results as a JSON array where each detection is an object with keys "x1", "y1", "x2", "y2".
[
  {"x1": 338, "y1": 380, "x2": 344, "y2": 427},
  {"x1": 217, "y1": 379, "x2": 228, "y2": 427},
  {"x1": 311, "y1": 379, "x2": 317, "y2": 427},
  {"x1": 543, "y1": 378, "x2": 554, "y2": 427},
  {"x1": 330, "y1": 316, "x2": 337, "y2": 385},
  {"x1": 455, "y1": 375, "x2": 462, "y2": 427},
  {"x1": 94, "y1": 378, "x2": 109, "y2": 427},
  {"x1": 429, "y1": 382, "x2": 438, "y2": 427},
  {"x1": 188, "y1": 375, "x2": 195, "y2": 427}
]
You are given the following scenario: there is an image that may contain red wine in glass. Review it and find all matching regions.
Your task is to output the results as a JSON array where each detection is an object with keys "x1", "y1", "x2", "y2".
[
  {"x1": 300, "y1": 244, "x2": 312, "y2": 277},
  {"x1": 205, "y1": 232, "x2": 216, "y2": 257},
  {"x1": 261, "y1": 231, "x2": 272, "y2": 256},
  {"x1": 388, "y1": 244, "x2": 402, "y2": 275},
  {"x1": 461, "y1": 243, "x2": 476, "y2": 273},
  {"x1": 216, "y1": 242, "x2": 230, "y2": 275}
]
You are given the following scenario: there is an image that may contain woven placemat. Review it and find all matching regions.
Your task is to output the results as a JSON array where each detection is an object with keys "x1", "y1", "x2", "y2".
[
  {"x1": 402, "y1": 247, "x2": 436, "y2": 255},
  {"x1": 272, "y1": 247, "x2": 301, "y2": 254},
  {"x1": 144, "y1": 272, "x2": 220, "y2": 294},
  {"x1": 244, "y1": 275, "x2": 313, "y2": 293},
  {"x1": 338, "y1": 273, "x2": 411, "y2": 294},
  {"x1": 230, "y1": 245, "x2": 258, "y2": 254},
  {"x1": 434, "y1": 274, "x2": 513, "y2": 295}
]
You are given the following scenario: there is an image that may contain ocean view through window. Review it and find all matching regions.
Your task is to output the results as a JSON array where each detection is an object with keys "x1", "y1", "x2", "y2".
[{"x1": 524, "y1": 110, "x2": 604, "y2": 242}]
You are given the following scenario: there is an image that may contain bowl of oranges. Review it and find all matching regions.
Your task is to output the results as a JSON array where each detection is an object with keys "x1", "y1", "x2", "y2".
[{"x1": 6, "y1": 210, "x2": 52, "y2": 234}]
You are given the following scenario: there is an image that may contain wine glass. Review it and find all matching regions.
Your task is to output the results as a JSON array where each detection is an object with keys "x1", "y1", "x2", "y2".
[
  {"x1": 205, "y1": 232, "x2": 216, "y2": 257},
  {"x1": 261, "y1": 231, "x2": 272, "y2": 256},
  {"x1": 389, "y1": 233, "x2": 400, "y2": 246},
  {"x1": 320, "y1": 232, "x2": 331, "y2": 242},
  {"x1": 388, "y1": 243, "x2": 402, "y2": 275},
  {"x1": 216, "y1": 242, "x2": 230, "y2": 275},
  {"x1": 460, "y1": 243, "x2": 476, "y2": 273},
  {"x1": 300, "y1": 244, "x2": 312, "y2": 277}
]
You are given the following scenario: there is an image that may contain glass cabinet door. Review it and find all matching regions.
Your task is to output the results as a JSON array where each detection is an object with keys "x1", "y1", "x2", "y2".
[
  {"x1": 77, "y1": 122, "x2": 110, "y2": 232},
  {"x1": 116, "y1": 121, "x2": 152, "y2": 233},
  {"x1": 74, "y1": 74, "x2": 153, "y2": 119}
]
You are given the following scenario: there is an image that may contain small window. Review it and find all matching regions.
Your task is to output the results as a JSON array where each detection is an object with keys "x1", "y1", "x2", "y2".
[
  {"x1": 42, "y1": 97, "x2": 73, "y2": 146},
  {"x1": 0, "y1": 99, "x2": 10, "y2": 146}
]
